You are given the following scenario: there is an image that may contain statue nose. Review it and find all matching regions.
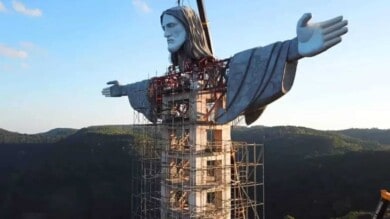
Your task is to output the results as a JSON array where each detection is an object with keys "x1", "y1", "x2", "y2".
[{"x1": 164, "y1": 29, "x2": 171, "y2": 38}]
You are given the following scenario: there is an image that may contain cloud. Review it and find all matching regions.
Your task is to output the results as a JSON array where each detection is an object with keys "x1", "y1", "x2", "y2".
[
  {"x1": 20, "y1": 41, "x2": 36, "y2": 49},
  {"x1": 0, "y1": 1, "x2": 6, "y2": 12},
  {"x1": 132, "y1": 0, "x2": 151, "y2": 13},
  {"x1": 0, "y1": 44, "x2": 28, "y2": 59},
  {"x1": 12, "y1": 1, "x2": 42, "y2": 17},
  {"x1": 19, "y1": 41, "x2": 47, "y2": 56}
]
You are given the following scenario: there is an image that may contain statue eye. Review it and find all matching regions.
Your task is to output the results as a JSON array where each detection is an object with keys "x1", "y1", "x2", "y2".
[{"x1": 166, "y1": 23, "x2": 177, "y2": 28}]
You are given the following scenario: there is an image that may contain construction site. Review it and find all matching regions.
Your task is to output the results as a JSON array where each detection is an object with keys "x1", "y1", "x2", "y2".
[{"x1": 128, "y1": 58, "x2": 264, "y2": 219}]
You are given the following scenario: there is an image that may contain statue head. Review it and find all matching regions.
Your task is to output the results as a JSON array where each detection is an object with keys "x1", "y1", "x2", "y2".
[
  {"x1": 161, "y1": 14, "x2": 187, "y2": 53},
  {"x1": 160, "y1": 6, "x2": 212, "y2": 66}
]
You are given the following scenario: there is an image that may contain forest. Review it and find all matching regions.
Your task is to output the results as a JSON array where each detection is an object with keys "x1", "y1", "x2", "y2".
[{"x1": 0, "y1": 125, "x2": 389, "y2": 219}]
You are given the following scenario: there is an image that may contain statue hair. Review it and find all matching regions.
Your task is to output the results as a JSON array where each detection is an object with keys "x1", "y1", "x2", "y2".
[{"x1": 161, "y1": 6, "x2": 213, "y2": 67}]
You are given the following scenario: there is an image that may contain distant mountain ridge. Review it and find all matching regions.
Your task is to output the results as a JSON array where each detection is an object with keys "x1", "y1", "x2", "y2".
[
  {"x1": 335, "y1": 128, "x2": 390, "y2": 145},
  {"x1": 232, "y1": 126, "x2": 389, "y2": 156},
  {"x1": 0, "y1": 125, "x2": 389, "y2": 218},
  {"x1": 0, "y1": 128, "x2": 77, "y2": 144},
  {"x1": 1, "y1": 125, "x2": 389, "y2": 147},
  {"x1": 1, "y1": 125, "x2": 389, "y2": 157}
]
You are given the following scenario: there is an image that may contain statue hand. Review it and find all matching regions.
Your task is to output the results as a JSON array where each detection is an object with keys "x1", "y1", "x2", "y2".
[
  {"x1": 102, "y1": 80, "x2": 124, "y2": 97},
  {"x1": 297, "y1": 13, "x2": 348, "y2": 57}
]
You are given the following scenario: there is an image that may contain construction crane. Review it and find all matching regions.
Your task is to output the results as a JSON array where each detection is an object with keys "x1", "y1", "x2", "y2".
[
  {"x1": 196, "y1": 0, "x2": 213, "y2": 54},
  {"x1": 373, "y1": 189, "x2": 390, "y2": 219}
]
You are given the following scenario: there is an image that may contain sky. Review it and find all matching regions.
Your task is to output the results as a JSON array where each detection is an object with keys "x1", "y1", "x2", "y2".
[{"x1": 0, "y1": 0, "x2": 389, "y2": 134}]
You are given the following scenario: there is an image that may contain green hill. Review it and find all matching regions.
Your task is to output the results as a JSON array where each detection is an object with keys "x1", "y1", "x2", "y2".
[
  {"x1": 0, "y1": 125, "x2": 389, "y2": 219},
  {"x1": 232, "y1": 126, "x2": 388, "y2": 156},
  {"x1": 0, "y1": 128, "x2": 77, "y2": 144},
  {"x1": 230, "y1": 126, "x2": 390, "y2": 218},
  {"x1": 335, "y1": 128, "x2": 390, "y2": 145}
]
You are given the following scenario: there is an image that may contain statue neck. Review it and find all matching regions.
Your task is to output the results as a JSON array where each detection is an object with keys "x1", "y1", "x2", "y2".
[{"x1": 177, "y1": 51, "x2": 193, "y2": 72}]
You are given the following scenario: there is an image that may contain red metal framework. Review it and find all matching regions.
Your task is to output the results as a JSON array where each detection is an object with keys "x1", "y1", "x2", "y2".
[{"x1": 148, "y1": 58, "x2": 229, "y2": 118}]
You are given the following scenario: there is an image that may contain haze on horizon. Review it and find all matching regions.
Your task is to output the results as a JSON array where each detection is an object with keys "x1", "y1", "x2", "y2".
[{"x1": 1, "y1": 0, "x2": 389, "y2": 134}]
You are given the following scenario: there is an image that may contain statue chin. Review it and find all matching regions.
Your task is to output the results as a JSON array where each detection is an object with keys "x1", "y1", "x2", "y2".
[
  {"x1": 168, "y1": 45, "x2": 181, "y2": 53},
  {"x1": 167, "y1": 37, "x2": 185, "y2": 53}
]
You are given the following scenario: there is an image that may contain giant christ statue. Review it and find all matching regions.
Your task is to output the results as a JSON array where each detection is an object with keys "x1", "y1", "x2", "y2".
[{"x1": 102, "y1": 6, "x2": 348, "y2": 125}]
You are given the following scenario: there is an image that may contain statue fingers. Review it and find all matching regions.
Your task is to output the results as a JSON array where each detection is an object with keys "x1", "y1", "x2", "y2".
[
  {"x1": 319, "y1": 16, "x2": 343, "y2": 29},
  {"x1": 297, "y1": 13, "x2": 312, "y2": 28},
  {"x1": 102, "y1": 88, "x2": 111, "y2": 96},
  {"x1": 323, "y1": 20, "x2": 348, "y2": 35},
  {"x1": 107, "y1": 80, "x2": 119, "y2": 85},
  {"x1": 323, "y1": 37, "x2": 342, "y2": 51},
  {"x1": 324, "y1": 27, "x2": 348, "y2": 41}
]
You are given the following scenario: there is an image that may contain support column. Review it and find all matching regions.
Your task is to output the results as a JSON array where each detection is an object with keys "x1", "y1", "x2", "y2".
[{"x1": 160, "y1": 90, "x2": 231, "y2": 219}]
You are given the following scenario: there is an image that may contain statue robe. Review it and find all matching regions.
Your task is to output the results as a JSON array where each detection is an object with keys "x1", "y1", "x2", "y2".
[
  {"x1": 125, "y1": 39, "x2": 298, "y2": 125},
  {"x1": 215, "y1": 39, "x2": 297, "y2": 125}
]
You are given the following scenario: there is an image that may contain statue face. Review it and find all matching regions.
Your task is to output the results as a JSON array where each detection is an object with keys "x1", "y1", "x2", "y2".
[{"x1": 162, "y1": 14, "x2": 187, "y2": 53}]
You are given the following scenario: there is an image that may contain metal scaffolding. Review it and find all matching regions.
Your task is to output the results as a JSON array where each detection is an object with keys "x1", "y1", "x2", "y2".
[{"x1": 130, "y1": 58, "x2": 264, "y2": 218}]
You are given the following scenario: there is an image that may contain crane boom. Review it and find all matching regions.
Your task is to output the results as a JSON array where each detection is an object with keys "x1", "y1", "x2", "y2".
[{"x1": 196, "y1": 0, "x2": 213, "y2": 54}]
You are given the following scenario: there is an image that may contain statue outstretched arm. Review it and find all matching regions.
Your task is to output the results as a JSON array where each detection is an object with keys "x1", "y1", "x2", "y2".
[
  {"x1": 101, "y1": 79, "x2": 155, "y2": 122},
  {"x1": 101, "y1": 80, "x2": 128, "y2": 97},
  {"x1": 296, "y1": 13, "x2": 348, "y2": 58}
]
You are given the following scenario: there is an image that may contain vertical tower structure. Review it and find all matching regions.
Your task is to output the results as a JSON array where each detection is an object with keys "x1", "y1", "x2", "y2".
[{"x1": 157, "y1": 58, "x2": 232, "y2": 218}]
